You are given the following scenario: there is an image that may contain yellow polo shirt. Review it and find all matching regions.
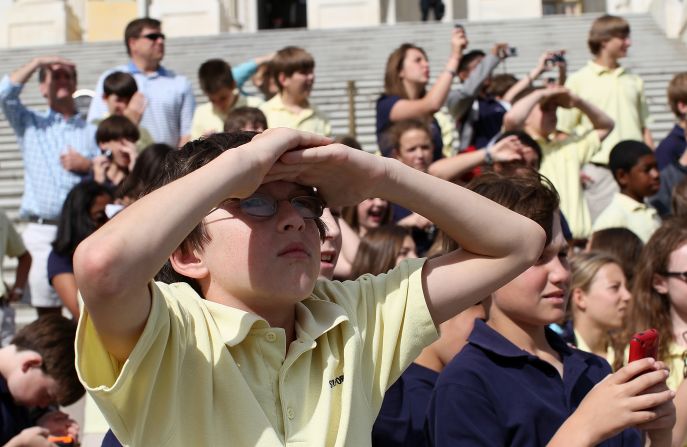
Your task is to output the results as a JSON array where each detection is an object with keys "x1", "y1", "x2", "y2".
[
  {"x1": 260, "y1": 94, "x2": 331, "y2": 136},
  {"x1": 573, "y1": 329, "x2": 616, "y2": 367},
  {"x1": 190, "y1": 94, "x2": 264, "y2": 139},
  {"x1": 592, "y1": 192, "x2": 661, "y2": 242},
  {"x1": 76, "y1": 258, "x2": 437, "y2": 446},
  {"x1": 557, "y1": 61, "x2": 650, "y2": 165},
  {"x1": 538, "y1": 130, "x2": 601, "y2": 239}
]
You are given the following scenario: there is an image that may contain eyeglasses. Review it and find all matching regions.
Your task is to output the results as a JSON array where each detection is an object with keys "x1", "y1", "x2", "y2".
[
  {"x1": 660, "y1": 271, "x2": 687, "y2": 283},
  {"x1": 140, "y1": 32, "x2": 165, "y2": 41},
  {"x1": 211, "y1": 193, "x2": 325, "y2": 219}
]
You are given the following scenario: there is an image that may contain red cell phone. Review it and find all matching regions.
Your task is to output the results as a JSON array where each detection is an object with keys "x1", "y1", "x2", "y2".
[
  {"x1": 628, "y1": 328, "x2": 659, "y2": 362},
  {"x1": 47, "y1": 435, "x2": 75, "y2": 446}
]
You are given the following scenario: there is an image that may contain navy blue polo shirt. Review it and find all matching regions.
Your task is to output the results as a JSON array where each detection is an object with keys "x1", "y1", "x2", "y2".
[
  {"x1": 656, "y1": 124, "x2": 686, "y2": 170},
  {"x1": 372, "y1": 362, "x2": 438, "y2": 447},
  {"x1": 0, "y1": 376, "x2": 33, "y2": 445},
  {"x1": 376, "y1": 95, "x2": 444, "y2": 160},
  {"x1": 472, "y1": 97, "x2": 507, "y2": 150},
  {"x1": 426, "y1": 319, "x2": 642, "y2": 446}
]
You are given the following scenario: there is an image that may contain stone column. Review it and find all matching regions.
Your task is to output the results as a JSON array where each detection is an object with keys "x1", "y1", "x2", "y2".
[
  {"x1": 307, "y1": 0, "x2": 382, "y2": 28},
  {"x1": 4, "y1": 0, "x2": 82, "y2": 47},
  {"x1": 149, "y1": 0, "x2": 223, "y2": 37}
]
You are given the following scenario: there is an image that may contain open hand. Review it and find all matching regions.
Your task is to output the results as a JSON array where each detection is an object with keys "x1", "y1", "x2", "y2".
[
  {"x1": 572, "y1": 359, "x2": 675, "y2": 444},
  {"x1": 490, "y1": 135, "x2": 525, "y2": 163},
  {"x1": 124, "y1": 92, "x2": 146, "y2": 125},
  {"x1": 7, "y1": 426, "x2": 53, "y2": 447},
  {"x1": 264, "y1": 142, "x2": 387, "y2": 208},
  {"x1": 231, "y1": 128, "x2": 333, "y2": 199}
]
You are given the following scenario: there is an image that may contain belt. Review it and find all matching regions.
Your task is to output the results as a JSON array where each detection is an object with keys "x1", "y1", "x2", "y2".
[{"x1": 24, "y1": 215, "x2": 59, "y2": 225}]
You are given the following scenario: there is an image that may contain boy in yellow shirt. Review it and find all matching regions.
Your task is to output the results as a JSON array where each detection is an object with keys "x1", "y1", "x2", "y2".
[
  {"x1": 73, "y1": 128, "x2": 545, "y2": 446},
  {"x1": 260, "y1": 47, "x2": 331, "y2": 135},
  {"x1": 503, "y1": 86, "x2": 614, "y2": 240}
]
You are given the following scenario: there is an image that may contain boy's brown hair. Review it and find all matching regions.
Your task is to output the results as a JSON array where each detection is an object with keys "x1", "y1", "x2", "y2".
[
  {"x1": 198, "y1": 59, "x2": 235, "y2": 95},
  {"x1": 96, "y1": 115, "x2": 140, "y2": 144},
  {"x1": 668, "y1": 72, "x2": 687, "y2": 118},
  {"x1": 103, "y1": 71, "x2": 138, "y2": 99},
  {"x1": 467, "y1": 170, "x2": 560, "y2": 246},
  {"x1": 223, "y1": 107, "x2": 267, "y2": 132},
  {"x1": 487, "y1": 74, "x2": 518, "y2": 98},
  {"x1": 11, "y1": 315, "x2": 84, "y2": 406},
  {"x1": 588, "y1": 15, "x2": 630, "y2": 56},
  {"x1": 272, "y1": 46, "x2": 315, "y2": 92}
]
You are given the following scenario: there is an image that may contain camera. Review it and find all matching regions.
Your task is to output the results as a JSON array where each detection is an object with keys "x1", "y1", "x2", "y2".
[
  {"x1": 546, "y1": 53, "x2": 566, "y2": 65},
  {"x1": 103, "y1": 149, "x2": 113, "y2": 160},
  {"x1": 506, "y1": 47, "x2": 518, "y2": 57},
  {"x1": 453, "y1": 22, "x2": 464, "y2": 31}
]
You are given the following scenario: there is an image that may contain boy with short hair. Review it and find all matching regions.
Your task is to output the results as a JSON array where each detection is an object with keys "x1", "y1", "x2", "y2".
[
  {"x1": 223, "y1": 106, "x2": 268, "y2": 133},
  {"x1": 592, "y1": 140, "x2": 661, "y2": 242},
  {"x1": 427, "y1": 171, "x2": 675, "y2": 446},
  {"x1": 503, "y1": 85, "x2": 614, "y2": 240},
  {"x1": 259, "y1": 47, "x2": 331, "y2": 135},
  {"x1": 0, "y1": 315, "x2": 84, "y2": 446},
  {"x1": 557, "y1": 14, "x2": 651, "y2": 220},
  {"x1": 99, "y1": 71, "x2": 154, "y2": 151},
  {"x1": 73, "y1": 128, "x2": 545, "y2": 446},
  {"x1": 656, "y1": 72, "x2": 687, "y2": 170},
  {"x1": 191, "y1": 59, "x2": 265, "y2": 139},
  {"x1": 92, "y1": 115, "x2": 140, "y2": 191}
]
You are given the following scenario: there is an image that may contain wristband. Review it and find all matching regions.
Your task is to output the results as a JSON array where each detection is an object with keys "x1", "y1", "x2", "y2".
[{"x1": 484, "y1": 148, "x2": 493, "y2": 165}]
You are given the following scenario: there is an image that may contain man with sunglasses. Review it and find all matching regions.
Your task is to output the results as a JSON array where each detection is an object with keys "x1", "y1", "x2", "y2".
[
  {"x1": 87, "y1": 18, "x2": 195, "y2": 148},
  {"x1": 0, "y1": 56, "x2": 99, "y2": 316}
]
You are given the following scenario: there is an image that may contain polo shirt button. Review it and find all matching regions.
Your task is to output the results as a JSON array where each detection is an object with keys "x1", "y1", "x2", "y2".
[
  {"x1": 265, "y1": 332, "x2": 276, "y2": 342},
  {"x1": 286, "y1": 407, "x2": 295, "y2": 419}
]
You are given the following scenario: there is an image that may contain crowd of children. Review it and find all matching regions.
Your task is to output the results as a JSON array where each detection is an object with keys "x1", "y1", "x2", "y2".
[{"x1": 1, "y1": 11, "x2": 687, "y2": 447}]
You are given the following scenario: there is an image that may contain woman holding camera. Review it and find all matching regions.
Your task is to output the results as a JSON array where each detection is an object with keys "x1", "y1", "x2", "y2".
[{"x1": 375, "y1": 28, "x2": 466, "y2": 158}]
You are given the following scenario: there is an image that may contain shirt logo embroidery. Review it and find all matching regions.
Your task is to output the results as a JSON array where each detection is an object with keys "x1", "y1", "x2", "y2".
[{"x1": 329, "y1": 374, "x2": 344, "y2": 389}]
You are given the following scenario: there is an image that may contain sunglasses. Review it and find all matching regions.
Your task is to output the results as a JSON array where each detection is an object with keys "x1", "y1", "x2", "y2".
[
  {"x1": 211, "y1": 193, "x2": 324, "y2": 219},
  {"x1": 140, "y1": 32, "x2": 165, "y2": 41},
  {"x1": 660, "y1": 271, "x2": 687, "y2": 283}
]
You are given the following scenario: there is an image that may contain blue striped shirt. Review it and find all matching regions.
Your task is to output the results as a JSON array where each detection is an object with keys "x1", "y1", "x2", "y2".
[
  {"x1": 0, "y1": 75, "x2": 99, "y2": 220},
  {"x1": 87, "y1": 62, "x2": 195, "y2": 147}
]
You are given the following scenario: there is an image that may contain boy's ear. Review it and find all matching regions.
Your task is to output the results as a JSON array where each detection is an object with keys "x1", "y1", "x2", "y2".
[
  {"x1": 169, "y1": 246, "x2": 209, "y2": 280},
  {"x1": 277, "y1": 72, "x2": 288, "y2": 89},
  {"x1": 614, "y1": 169, "x2": 629, "y2": 187},
  {"x1": 652, "y1": 272, "x2": 669, "y2": 295},
  {"x1": 677, "y1": 101, "x2": 687, "y2": 118},
  {"x1": 20, "y1": 351, "x2": 43, "y2": 373},
  {"x1": 391, "y1": 148, "x2": 401, "y2": 160}
]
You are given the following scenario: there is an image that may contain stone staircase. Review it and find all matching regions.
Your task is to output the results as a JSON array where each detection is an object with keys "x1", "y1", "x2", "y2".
[{"x1": 0, "y1": 12, "x2": 685, "y2": 324}]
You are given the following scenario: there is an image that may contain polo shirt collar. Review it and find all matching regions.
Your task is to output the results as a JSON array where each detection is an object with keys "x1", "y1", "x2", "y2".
[
  {"x1": 587, "y1": 60, "x2": 626, "y2": 76},
  {"x1": 468, "y1": 319, "x2": 574, "y2": 359},
  {"x1": 127, "y1": 60, "x2": 169, "y2": 77},
  {"x1": 615, "y1": 192, "x2": 653, "y2": 212},
  {"x1": 198, "y1": 286, "x2": 349, "y2": 347},
  {"x1": 669, "y1": 124, "x2": 685, "y2": 140}
]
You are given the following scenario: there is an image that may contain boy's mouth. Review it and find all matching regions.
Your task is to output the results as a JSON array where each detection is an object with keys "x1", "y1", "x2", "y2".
[{"x1": 278, "y1": 242, "x2": 310, "y2": 258}]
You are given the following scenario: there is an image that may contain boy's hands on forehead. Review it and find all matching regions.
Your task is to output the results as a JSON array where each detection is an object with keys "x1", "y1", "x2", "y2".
[
  {"x1": 231, "y1": 128, "x2": 332, "y2": 199},
  {"x1": 264, "y1": 142, "x2": 388, "y2": 208}
]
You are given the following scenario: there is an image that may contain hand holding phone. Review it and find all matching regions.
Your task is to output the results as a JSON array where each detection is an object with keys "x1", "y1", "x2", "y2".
[{"x1": 628, "y1": 328, "x2": 659, "y2": 362}]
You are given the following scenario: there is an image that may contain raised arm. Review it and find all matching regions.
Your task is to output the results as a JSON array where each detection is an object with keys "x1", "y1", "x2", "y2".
[
  {"x1": 502, "y1": 50, "x2": 564, "y2": 104},
  {"x1": 273, "y1": 144, "x2": 545, "y2": 325},
  {"x1": 565, "y1": 93, "x2": 614, "y2": 141},
  {"x1": 74, "y1": 129, "x2": 333, "y2": 362},
  {"x1": 446, "y1": 45, "x2": 503, "y2": 118},
  {"x1": 428, "y1": 135, "x2": 524, "y2": 181},
  {"x1": 9, "y1": 56, "x2": 74, "y2": 85},
  {"x1": 389, "y1": 29, "x2": 466, "y2": 121}
]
